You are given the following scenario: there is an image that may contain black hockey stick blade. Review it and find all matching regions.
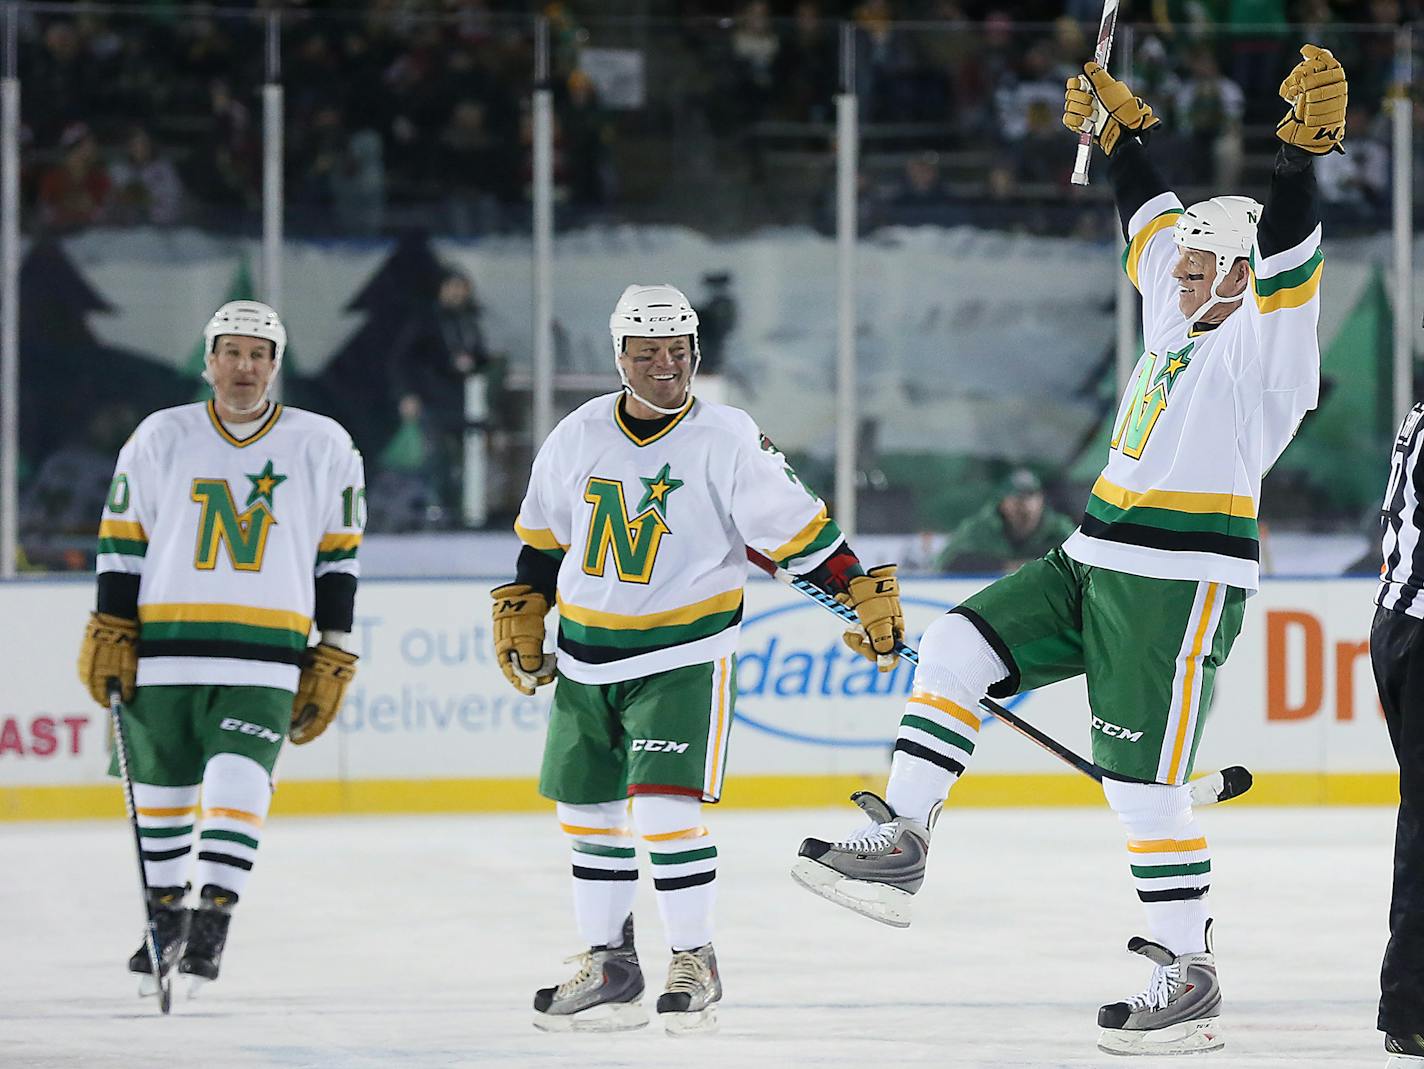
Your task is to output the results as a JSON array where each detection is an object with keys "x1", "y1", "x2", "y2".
[{"x1": 109, "y1": 680, "x2": 173, "y2": 1015}]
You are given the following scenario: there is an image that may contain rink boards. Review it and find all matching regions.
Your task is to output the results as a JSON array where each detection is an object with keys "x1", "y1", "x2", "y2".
[{"x1": 0, "y1": 576, "x2": 1398, "y2": 819}]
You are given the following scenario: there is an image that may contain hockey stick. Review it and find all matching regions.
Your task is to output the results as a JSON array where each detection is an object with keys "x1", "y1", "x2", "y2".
[
  {"x1": 745, "y1": 548, "x2": 1253, "y2": 807},
  {"x1": 108, "y1": 678, "x2": 172, "y2": 1015},
  {"x1": 1070, "y1": 0, "x2": 1120, "y2": 186}
]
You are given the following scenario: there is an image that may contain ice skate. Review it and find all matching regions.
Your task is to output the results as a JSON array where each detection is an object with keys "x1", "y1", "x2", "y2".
[
  {"x1": 1386, "y1": 1033, "x2": 1424, "y2": 1066},
  {"x1": 656, "y1": 943, "x2": 721, "y2": 1036},
  {"x1": 127, "y1": 885, "x2": 188, "y2": 997},
  {"x1": 791, "y1": 791, "x2": 937, "y2": 928},
  {"x1": 179, "y1": 885, "x2": 237, "y2": 996},
  {"x1": 1097, "y1": 920, "x2": 1223, "y2": 1055},
  {"x1": 532, "y1": 914, "x2": 648, "y2": 1033}
]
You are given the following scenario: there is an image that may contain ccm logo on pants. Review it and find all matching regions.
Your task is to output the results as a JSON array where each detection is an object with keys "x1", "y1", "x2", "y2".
[
  {"x1": 219, "y1": 717, "x2": 283, "y2": 744},
  {"x1": 1092, "y1": 716, "x2": 1143, "y2": 743},
  {"x1": 631, "y1": 738, "x2": 689, "y2": 753}
]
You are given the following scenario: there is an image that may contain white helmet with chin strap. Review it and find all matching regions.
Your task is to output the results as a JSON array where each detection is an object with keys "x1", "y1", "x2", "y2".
[
  {"x1": 1172, "y1": 196, "x2": 1262, "y2": 322},
  {"x1": 609, "y1": 283, "x2": 700, "y2": 416},
  {"x1": 201, "y1": 300, "x2": 288, "y2": 415}
]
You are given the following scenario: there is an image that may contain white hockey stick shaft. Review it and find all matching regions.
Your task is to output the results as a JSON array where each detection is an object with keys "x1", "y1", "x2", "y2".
[{"x1": 1071, "y1": 0, "x2": 1120, "y2": 186}]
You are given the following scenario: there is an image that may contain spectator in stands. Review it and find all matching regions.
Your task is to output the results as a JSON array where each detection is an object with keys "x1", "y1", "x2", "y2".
[
  {"x1": 879, "y1": 150, "x2": 961, "y2": 226},
  {"x1": 936, "y1": 469, "x2": 1076, "y2": 573},
  {"x1": 439, "y1": 99, "x2": 507, "y2": 235},
  {"x1": 561, "y1": 70, "x2": 616, "y2": 213},
  {"x1": 185, "y1": 78, "x2": 261, "y2": 214},
  {"x1": 994, "y1": 43, "x2": 1067, "y2": 185},
  {"x1": 22, "y1": 22, "x2": 96, "y2": 150},
  {"x1": 1318, "y1": 102, "x2": 1389, "y2": 232},
  {"x1": 37, "y1": 123, "x2": 110, "y2": 233},
  {"x1": 732, "y1": 0, "x2": 781, "y2": 125},
  {"x1": 108, "y1": 126, "x2": 184, "y2": 226},
  {"x1": 1174, "y1": 47, "x2": 1245, "y2": 188},
  {"x1": 772, "y1": 0, "x2": 838, "y2": 124},
  {"x1": 394, "y1": 266, "x2": 497, "y2": 515}
]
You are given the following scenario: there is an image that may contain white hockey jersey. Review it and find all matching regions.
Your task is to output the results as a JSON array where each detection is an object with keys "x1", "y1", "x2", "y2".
[
  {"x1": 1062, "y1": 191, "x2": 1322, "y2": 591},
  {"x1": 97, "y1": 401, "x2": 365, "y2": 690},
  {"x1": 516, "y1": 393, "x2": 844, "y2": 684}
]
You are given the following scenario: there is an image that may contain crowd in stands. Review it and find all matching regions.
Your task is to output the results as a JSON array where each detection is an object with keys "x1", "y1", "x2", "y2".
[
  {"x1": 12, "y1": 0, "x2": 1423, "y2": 560},
  {"x1": 15, "y1": 1, "x2": 1419, "y2": 239}
]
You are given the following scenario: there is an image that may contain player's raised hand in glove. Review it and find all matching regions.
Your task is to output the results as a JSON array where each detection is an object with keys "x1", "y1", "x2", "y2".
[
  {"x1": 1276, "y1": 43, "x2": 1346, "y2": 154},
  {"x1": 838, "y1": 565, "x2": 904, "y2": 672},
  {"x1": 77, "y1": 611, "x2": 138, "y2": 705},
  {"x1": 491, "y1": 582, "x2": 556, "y2": 695},
  {"x1": 1063, "y1": 61, "x2": 1161, "y2": 156},
  {"x1": 290, "y1": 643, "x2": 359, "y2": 744}
]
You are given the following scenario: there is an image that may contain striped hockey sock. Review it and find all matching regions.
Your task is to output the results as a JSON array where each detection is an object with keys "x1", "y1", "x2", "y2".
[
  {"x1": 634, "y1": 795, "x2": 716, "y2": 951},
  {"x1": 193, "y1": 753, "x2": 272, "y2": 897},
  {"x1": 886, "y1": 688, "x2": 981, "y2": 824},
  {"x1": 883, "y1": 612, "x2": 1008, "y2": 825},
  {"x1": 1128, "y1": 830, "x2": 1212, "y2": 954},
  {"x1": 1104, "y1": 779, "x2": 1211, "y2": 955},
  {"x1": 558, "y1": 801, "x2": 639, "y2": 948},
  {"x1": 133, "y1": 783, "x2": 200, "y2": 888}
]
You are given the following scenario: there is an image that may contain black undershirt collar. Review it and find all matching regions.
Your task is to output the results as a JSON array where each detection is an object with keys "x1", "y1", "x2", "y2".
[{"x1": 617, "y1": 394, "x2": 678, "y2": 438}]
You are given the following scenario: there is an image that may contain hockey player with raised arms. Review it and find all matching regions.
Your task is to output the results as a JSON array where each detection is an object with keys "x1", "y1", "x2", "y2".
[
  {"x1": 76, "y1": 301, "x2": 364, "y2": 996},
  {"x1": 495, "y1": 283, "x2": 904, "y2": 1034},
  {"x1": 792, "y1": 45, "x2": 1340, "y2": 1055}
]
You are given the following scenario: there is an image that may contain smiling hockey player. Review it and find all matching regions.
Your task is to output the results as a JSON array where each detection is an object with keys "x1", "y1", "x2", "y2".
[
  {"x1": 77, "y1": 301, "x2": 364, "y2": 997},
  {"x1": 791, "y1": 44, "x2": 1340, "y2": 1055},
  {"x1": 494, "y1": 283, "x2": 903, "y2": 1035}
]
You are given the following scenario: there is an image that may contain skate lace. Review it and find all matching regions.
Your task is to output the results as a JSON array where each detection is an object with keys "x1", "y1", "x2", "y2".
[
  {"x1": 554, "y1": 951, "x2": 596, "y2": 999},
  {"x1": 665, "y1": 951, "x2": 710, "y2": 995},
  {"x1": 831, "y1": 821, "x2": 896, "y2": 852},
  {"x1": 1125, "y1": 962, "x2": 1180, "y2": 1013}
]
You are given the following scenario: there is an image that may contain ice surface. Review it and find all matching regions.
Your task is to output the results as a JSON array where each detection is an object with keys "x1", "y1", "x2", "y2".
[{"x1": 0, "y1": 805, "x2": 1398, "y2": 1068}]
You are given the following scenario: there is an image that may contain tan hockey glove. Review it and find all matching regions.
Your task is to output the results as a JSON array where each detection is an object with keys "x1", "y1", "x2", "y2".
[
  {"x1": 491, "y1": 583, "x2": 556, "y2": 695},
  {"x1": 289, "y1": 643, "x2": 359, "y2": 745},
  {"x1": 1063, "y1": 61, "x2": 1160, "y2": 157},
  {"x1": 1276, "y1": 43, "x2": 1346, "y2": 154},
  {"x1": 77, "y1": 611, "x2": 138, "y2": 705},
  {"x1": 838, "y1": 565, "x2": 904, "y2": 672}
]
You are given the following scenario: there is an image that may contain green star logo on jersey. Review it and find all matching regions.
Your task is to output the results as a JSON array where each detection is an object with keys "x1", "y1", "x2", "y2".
[
  {"x1": 245, "y1": 459, "x2": 287, "y2": 508},
  {"x1": 1152, "y1": 342, "x2": 1195, "y2": 396},
  {"x1": 637, "y1": 463, "x2": 683, "y2": 517}
]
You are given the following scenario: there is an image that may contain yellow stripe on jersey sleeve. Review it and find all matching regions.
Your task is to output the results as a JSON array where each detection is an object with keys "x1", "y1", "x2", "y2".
[
  {"x1": 768, "y1": 504, "x2": 831, "y2": 564},
  {"x1": 1123, "y1": 210, "x2": 1182, "y2": 293},
  {"x1": 98, "y1": 519, "x2": 147, "y2": 542},
  {"x1": 514, "y1": 518, "x2": 568, "y2": 552},
  {"x1": 318, "y1": 532, "x2": 362, "y2": 552}
]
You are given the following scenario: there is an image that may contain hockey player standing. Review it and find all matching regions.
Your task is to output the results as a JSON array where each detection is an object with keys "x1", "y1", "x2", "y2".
[
  {"x1": 1373, "y1": 394, "x2": 1424, "y2": 1066},
  {"x1": 494, "y1": 284, "x2": 904, "y2": 1034},
  {"x1": 793, "y1": 46, "x2": 1340, "y2": 1055},
  {"x1": 76, "y1": 301, "x2": 364, "y2": 994}
]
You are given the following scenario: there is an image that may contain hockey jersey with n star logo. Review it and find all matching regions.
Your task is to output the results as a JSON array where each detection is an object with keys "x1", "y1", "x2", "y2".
[
  {"x1": 516, "y1": 392, "x2": 844, "y2": 684},
  {"x1": 1062, "y1": 191, "x2": 1322, "y2": 591},
  {"x1": 97, "y1": 401, "x2": 365, "y2": 690}
]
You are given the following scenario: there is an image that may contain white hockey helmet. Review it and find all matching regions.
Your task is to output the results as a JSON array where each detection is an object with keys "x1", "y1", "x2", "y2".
[
  {"x1": 1173, "y1": 196, "x2": 1262, "y2": 275},
  {"x1": 609, "y1": 284, "x2": 700, "y2": 415},
  {"x1": 1172, "y1": 196, "x2": 1262, "y2": 320},
  {"x1": 204, "y1": 300, "x2": 287, "y2": 367}
]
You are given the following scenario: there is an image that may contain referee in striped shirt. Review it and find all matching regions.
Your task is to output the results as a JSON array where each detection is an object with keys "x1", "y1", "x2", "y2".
[{"x1": 1374, "y1": 396, "x2": 1424, "y2": 1063}]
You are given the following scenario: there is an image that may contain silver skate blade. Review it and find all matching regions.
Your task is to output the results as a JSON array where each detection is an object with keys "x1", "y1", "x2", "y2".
[
  {"x1": 1097, "y1": 1016, "x2": 1224, "y2": 1056},
  {"x1": 532, "y1": 1001, "x2": 649, "y2": 1034},
  {"x1": 186, "y1": 975, "x2": 213, "y2": 1000},
  {"x1": 790, "y1": 857, "x2": 912, "y2": 928},
  {"x1": 662, "y1": 1005, "x2": 719, "y2": 1037},
  {"x1": 136, "y1": 974, "x2": 158, "y2": 998},
  {"x1": 1387, "y1": 1055, "x2": 1424, "y2": 1067}
]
